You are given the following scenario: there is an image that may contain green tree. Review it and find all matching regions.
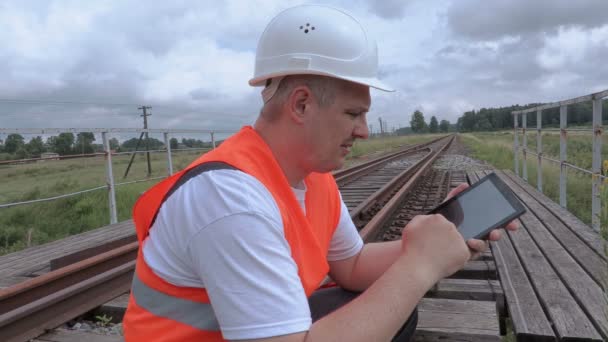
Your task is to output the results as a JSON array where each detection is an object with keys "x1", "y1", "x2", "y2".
[
  {"x1": 75, "y1": 132, "x2": 96, "y2": 154},
  {"x1": 439, "y1": 120, "x2": 450, "y2": 133},
  {"x1": 5, "y1": 134, "x2": 24, "y2": 154},
  {"x1": 122, "y1": 137, "x2": 164, "y2": 150},
  {"x1": 49, "y1": 133, "x2": 75, "y2": 155},
  {"x1": 477, "y1": 115, "x2": 492, "y2": 131},
  {"x1": 26, "y1": 136, "x2": 45, "y2": 156},
  {"x1": 429, "y1": 116, "x2": 438, "y2": 133},
  {"x1": 409, "y1": 110, "x2": 427, "y2": 133},
  {"x1": 15, "y1": 146, "x2": 29, "y2": 159},
  {"x1": 459, "y1": 110, "x2": 476, "y2": 131},
  {"x1": 109, "y1": 138, "x2": 120, "y2": 151},
  {"x1": 170, "y1": 137, "x2": 178, "y2": 150}
]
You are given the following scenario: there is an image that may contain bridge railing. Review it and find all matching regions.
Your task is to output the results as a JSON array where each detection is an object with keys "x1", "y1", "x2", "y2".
[
  {"x1": 0, "y1": 128, "x2": 236, "y2": 224},
  {"x1": 512, "y1": 89, "x2": 607, "y2": 231}
]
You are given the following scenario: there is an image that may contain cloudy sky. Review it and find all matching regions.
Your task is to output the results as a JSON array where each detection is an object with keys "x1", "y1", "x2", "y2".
[{"x1": 1, "y1": 0, "x2": 608, "y2": 140}]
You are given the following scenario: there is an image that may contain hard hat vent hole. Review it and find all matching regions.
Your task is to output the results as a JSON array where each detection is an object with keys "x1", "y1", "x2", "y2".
[{"x1": 300, "y1": 23, "x2": 315, "y2": 34}]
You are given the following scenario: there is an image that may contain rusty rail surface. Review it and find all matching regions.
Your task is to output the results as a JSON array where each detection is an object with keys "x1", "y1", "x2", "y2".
[{"x1": 0, "y1": 243, "x2": 137, "y2": 342}]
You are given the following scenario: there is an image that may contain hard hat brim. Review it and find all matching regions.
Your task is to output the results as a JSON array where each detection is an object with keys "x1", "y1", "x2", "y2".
[{"x1": 249, "y1": 72, "x2": 395, "y2": 92}]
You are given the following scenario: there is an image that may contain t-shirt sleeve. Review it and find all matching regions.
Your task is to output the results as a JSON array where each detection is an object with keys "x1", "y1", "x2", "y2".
[
  {"x1": 187, "y1": 211, "x2": 312, "y2": 340},
  {"x1": 326, "y1": 196, "x2": 364, "y2": 261}
]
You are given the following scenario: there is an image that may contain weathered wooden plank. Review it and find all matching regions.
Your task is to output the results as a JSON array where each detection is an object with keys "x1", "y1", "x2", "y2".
[
  {"x1": 502, "y1": 170, "x2": 606, "y2": 261},
  {"x1": 0, "y1": 220, "x2": 133, "y2": 268},
  {"x1": 34, "y1": 329, "x2": 122, "y2": 342},
  {"x1": 0, "y1": 236, "x2": 112, "y2": 270},
  {"x1": 497, "y1": 171, "x2": 607, "y2": 289},
  {"x1": 495, "y1": 171, "x2": 608, "y2": 340},
  {"x1": 452, "y1": 261, "x2": 496, "y2": 280},
  {"x1": 469, "y1": 171, "x2": 554, "y2": 340},
  {"x1": 51, "y1": 234, "x2": 136, "y2": 270},
  {"x1": 427, "y1": 278, "x2": 502, "y2": 302},
  {"x1": 0, "y1": 275, "x2": 33, "y2": 289},
  {"x1": 415, "y1": 298, "x2": 500, "y2": 341},
  {"x1": 507, "y1": 218, "x2": 601, "y2": 340},
  {"x1": 0, "y1": 220, "x2": 135, "y2": 278},
  {"x1": 490, "y1": 230, "x2": 555, "y2": 341}
]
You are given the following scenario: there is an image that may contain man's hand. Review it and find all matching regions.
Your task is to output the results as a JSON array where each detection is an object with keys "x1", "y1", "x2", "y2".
[
  {"x1": 402, "y1": 214, "x2": 470, "y2": 281},
  {"x1": 444, "y1": 183, "x2": 519, "y2": 260}
]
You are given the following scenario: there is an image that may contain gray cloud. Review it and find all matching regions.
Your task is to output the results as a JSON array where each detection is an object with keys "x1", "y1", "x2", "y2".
[
  {"x1": 363, "y1": 0, "x2": 411, "y2": 19},
  {"x1": 0, "y1": 0, "x2": 607, "y2": 138},
  {"x1": 448, "y1": 0, "x2": 608, "y2": 40}
]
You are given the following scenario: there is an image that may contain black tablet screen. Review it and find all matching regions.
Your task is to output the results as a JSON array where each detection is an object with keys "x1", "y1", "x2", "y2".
[{"x1": 436, "y1": 179, "x2": 517, "y2": 240}]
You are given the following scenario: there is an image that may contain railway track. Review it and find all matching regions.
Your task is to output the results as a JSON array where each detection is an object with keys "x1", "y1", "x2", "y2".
[
  {"x1": 0, "y1": 134, "x2": 457, "y2": 342},
  {"x1": 377, "y1": 170, "x2": 467, "y2": 242}
]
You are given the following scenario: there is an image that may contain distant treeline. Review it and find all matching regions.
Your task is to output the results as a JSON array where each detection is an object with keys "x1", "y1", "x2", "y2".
[
  {"x1": 0, "y1": 133, "x2": 218, "y2": 160},
  {"x1": 455, "y1": 101, "x2": 608, "y2": 132}
]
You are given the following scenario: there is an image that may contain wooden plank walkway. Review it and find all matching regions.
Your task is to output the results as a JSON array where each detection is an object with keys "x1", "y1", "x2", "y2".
[
  {"x1": 469, "y1": 170, "x2": 607, "y2": 342},
  {"x1": 411, "y1": 169, "x2": 503, "y2": 341},
  {"x1": 33, "y1": 329, "x2": 122, "y2": 342},
  {"x1": 0, "y1": 220, "x2": 135, "y2": 288}
]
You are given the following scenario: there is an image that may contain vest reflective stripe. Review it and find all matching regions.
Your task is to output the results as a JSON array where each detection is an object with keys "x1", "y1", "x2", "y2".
[{"x1": 131, "y1": 272, "x2": 220, "y2": 331}]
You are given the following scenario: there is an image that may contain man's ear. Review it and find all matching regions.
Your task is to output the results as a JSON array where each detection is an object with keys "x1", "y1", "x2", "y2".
[{"x1": 287, "y1": 86, "x2": 314, "y2": 124}]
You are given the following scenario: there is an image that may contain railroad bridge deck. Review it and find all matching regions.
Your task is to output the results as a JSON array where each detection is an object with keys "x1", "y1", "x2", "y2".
[{"x1": 1, "y1": 167, "x2": 606, "y2": 341}]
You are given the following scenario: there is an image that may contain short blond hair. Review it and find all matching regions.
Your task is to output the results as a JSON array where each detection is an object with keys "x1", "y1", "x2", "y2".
[{"x1": 260, "y1": 75, "x2": 344, "y2": 120}]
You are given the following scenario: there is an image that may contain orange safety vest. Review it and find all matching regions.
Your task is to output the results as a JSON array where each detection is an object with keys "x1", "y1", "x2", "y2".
[{"x1": 123, "y1": 126, "x2": 342, "y2": 341}]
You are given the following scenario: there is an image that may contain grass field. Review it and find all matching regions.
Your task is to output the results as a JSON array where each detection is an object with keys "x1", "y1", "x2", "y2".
[
  {"x1": 0, "y1": 134, "x2": 444, "y2": 255},
  {"x1": 460, "y1": 131, "x2": 608, "y2": 242}
]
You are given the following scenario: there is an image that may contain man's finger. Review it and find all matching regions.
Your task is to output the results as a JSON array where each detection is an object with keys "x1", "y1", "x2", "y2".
[
  {"x1": 488, "y1": 229, "x2": 501, "y2": 241},
  {"x1": 466, "y1": 239, "x2": 488, "y2": 253},
  {"x1": 505, "y1": 220, "x2": 519, "y2": 231},
  {"x1": 445, "y1": 183, "x2": 469, "y2": 202}
]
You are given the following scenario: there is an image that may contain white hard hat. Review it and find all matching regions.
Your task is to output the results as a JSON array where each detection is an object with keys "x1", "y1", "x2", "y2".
[{"x1": 249, "y1": 4, "x2": 394, "y2": 92}]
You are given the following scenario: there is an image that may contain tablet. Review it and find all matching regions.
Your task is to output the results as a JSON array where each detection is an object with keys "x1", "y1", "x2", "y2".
[{"x1": 429, "y1": 172, "x2": 526, "y2": 240}]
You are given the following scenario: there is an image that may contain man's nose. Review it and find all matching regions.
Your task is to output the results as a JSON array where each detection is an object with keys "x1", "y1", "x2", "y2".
[{"x1": 353, "y1": 115, "x2": 369, "y2": 139}]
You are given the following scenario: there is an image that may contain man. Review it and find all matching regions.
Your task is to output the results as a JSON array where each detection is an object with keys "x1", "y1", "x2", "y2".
[{"x1": 123, "y1": 5, "x2": 517, "y2": 341}]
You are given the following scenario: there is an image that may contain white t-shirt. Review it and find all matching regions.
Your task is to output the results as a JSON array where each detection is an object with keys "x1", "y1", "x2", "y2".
[{"x1": 142, "y1": 169, "x2": 364, "y2": 340}]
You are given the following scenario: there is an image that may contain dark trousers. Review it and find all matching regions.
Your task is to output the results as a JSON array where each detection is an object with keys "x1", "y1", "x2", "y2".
[{"x1": 308, "y1": 287, "x2": 418, "y2": 342}]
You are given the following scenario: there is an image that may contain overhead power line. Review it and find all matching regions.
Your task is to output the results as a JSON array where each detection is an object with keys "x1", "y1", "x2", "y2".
[
  {"x1": 0, "y1": 98, "x2": 141, "y2": 107},
  {"x1": 0, "y1": 98, "x2": 243, "y2": 117}
]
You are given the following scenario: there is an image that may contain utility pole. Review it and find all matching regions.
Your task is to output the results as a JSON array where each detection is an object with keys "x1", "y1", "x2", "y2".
[
  {"x1": 123, "y1": 106, "x2": 152, "y2": 179},
  {"x1": 378, "y1": 117, "x2": 384, "y2": 135},
  {"x1": 139, "y1": 106, "x2": 152, "y2": 176}
]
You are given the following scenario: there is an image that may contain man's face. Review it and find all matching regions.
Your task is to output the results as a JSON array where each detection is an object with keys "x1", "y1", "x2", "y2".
[{"x1": 306, "y1": 81, "x2": 371, "y2": 172}]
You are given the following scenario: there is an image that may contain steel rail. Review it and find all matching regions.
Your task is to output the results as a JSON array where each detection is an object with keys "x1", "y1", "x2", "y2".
[
  {"x1": 358, "y1": 136, "x2": 455, "y2": 242},
  {"x1": 349, "y1": 148, "x2": 434, "y2": 227},
  {"x1": 333, "y1": 135, "x2": 450, "y2": 186},
  {"x1": 0, "y1": 243, "x2": 138, "y2": 342},
  {"x1": 0, "y1": 262, "x2": 134, "y2": 342}
]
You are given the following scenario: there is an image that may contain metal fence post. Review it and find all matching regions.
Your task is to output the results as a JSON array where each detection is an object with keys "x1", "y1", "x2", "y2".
[
  {"x1": 514, "y1": 113, "x2": 519, "y2": 176},
  {"x1": 102, "y1": 132, "x2": 118, "y2": 224},
  {"x1": 211, "y1": 132, "x2": 216, "y2": 149},
  {"x1": 559, "y1": 105, "x2": 567, "y2": 208},
  {"x1": 537, "y1": 109, "x2": 543, "y2": 192},
  {"x1": 164, "y1": 132, "x2": 174, "y2": 176},
  {"x1": 591, "y1": 98, "x2": 602, "y2": 231},
  {"x1": 522, "y1": 113, "x2": 528, "y2": 181}
]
